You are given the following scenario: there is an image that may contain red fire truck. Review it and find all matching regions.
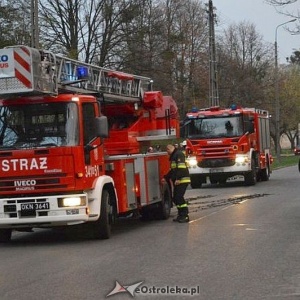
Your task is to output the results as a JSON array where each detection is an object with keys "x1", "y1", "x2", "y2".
[
  {"x1": 0, "y1": 45, "x2": 179, "y2": 242},
  {"x1": 182, "y1": 105, "x2": 272, "y2": 188}
]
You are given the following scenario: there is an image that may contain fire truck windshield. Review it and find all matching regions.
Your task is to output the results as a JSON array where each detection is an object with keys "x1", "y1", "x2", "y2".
[
  {"x1": 0, "y1": 102, "x2": 79, "y2": 149},
  {"x1": 185, "y1": 115, "x2": 244, "y2": 139}
]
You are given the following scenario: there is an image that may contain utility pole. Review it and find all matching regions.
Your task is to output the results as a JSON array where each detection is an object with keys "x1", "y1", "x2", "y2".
[
  {"x1": 207, "y1": 0, "x2": 219, "y2": 107},
  {"x1": 31, "y1": 0, "x2": 39, "y2": 48}
]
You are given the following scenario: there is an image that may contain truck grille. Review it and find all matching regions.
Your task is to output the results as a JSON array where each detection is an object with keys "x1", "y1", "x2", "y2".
[
  {"x1": 197, "y1": 145, "x2": 233, "y2": 157},
  {"x1": 0, "y1": 173, "x2": 68, "y2": 194},
  {"x1": 3, "y1": 198, "x2": 49, "y2": 218},
  {"x1": 194, "y1": 144, "x2": 236, "y2": 168},
  {"x1": 199, "y1": 158, "x2": 235, "y2": 168}
]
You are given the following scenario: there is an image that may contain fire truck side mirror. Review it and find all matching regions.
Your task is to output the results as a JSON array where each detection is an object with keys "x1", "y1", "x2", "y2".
[{"x1": 95, "y1": 116, "x2": 109, "y2": 138}]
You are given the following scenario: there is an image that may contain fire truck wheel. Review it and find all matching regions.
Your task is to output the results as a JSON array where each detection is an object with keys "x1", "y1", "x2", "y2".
[
  {"x1": 244, "y1": 157, "x2": 257, "y2": 186},
  {"x1": 209, "y1": 177, "x2": 218, "y2": 184},
  {"x1": 92, "y1": 189, "x2": 112, "y2": 239},
  {"x1": 219, "y1": 179, "x2": 227, "y2": 185},
  {"x1": 190, "y1": 175, "x2": 202, "y2": 189},
  {"x1": 0, "y1": 229, "x2": 12, "y2": 243},
  {"x1": 156, "y1": 184, "x2": 172, "y2": 220},
  {"x1": 260, "y1": 164, "x2": 270, "y2": 181}
]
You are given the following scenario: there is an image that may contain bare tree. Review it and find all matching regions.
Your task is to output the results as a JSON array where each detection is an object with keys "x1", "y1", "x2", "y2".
[
  {"x1": 265, "y1": 0, "x2": 298, "y2": 5},
  {"x1": 39, "y1": 0, "x2": 135, "y2": 67},
  {"x1": 170, "y1": 0, "x2": 208, "y2": 114},
  {"x1": 265, "y1": 0, "x2": 300, "y2": 34},
  {"x1": 0, "y1": 1, "x2": 31, "y2": 47},
  {"x1": 118, "y1": 0, "x2": 208, "y2": 115},
  {"x1": 92, "y1": 0, "x2": 142, "y2": 68},
  {"x1": 280, "y1": 64, "x2": 300, "y2": 148},
  {"x1": 217, "y1": 21, "x2": 273, "y2": 107},
  {"x1": 39, "y1": 0, "x2": 81, "y2": 58},
  {"x1": 116, "y1": 0, "x2": 164, "y2": 75},
  {"x1": 129, "y1": 0, "x2": 208, "y2": 115}
]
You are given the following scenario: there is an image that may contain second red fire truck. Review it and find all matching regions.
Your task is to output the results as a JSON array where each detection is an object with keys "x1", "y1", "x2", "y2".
[{"x1": 181, "y1": 105, "x2": 272, "y2": 188}]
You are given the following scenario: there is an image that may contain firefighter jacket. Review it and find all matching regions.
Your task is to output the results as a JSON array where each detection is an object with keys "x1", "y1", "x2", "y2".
[{"x1": 165, "y1": 148, "x2": 191, "y2": 184}]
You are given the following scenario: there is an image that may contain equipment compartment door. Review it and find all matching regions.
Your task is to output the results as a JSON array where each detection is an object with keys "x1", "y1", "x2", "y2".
[
  {"x1": 124, "y1": 162, "x2": 136, "y2": 208},
  {"x1": 145, "y1": 158, "x2": 160, "y2": 205}
]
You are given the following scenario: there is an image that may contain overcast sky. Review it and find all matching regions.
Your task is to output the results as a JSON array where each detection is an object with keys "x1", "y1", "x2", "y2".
[{"x1": 212, "y1": 0, "x2": 299, "y2": 64}]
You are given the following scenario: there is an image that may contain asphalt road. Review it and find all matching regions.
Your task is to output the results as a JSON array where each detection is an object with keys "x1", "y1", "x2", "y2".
[{"x1": 1, "y1": 165, "x2": 300, "y2": 300}]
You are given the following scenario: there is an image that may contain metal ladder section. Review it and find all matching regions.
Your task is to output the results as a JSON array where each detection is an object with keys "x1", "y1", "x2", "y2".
[
  {"x1": 0, "y1": 45, "x2": 151, "y2": 102},
  {"x1": 54, "y1": 54, "x2": 152, "y2": 102}
]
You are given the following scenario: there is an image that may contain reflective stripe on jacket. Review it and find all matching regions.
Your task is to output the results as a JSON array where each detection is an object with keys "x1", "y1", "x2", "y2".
[{"x1": 166, "y1": 148, "x2": 190, "y2": 184}]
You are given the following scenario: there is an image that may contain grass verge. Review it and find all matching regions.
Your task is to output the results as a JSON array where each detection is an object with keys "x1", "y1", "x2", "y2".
[{"x1": 272, "y1": 155, "x2": 299, "y2": 170}]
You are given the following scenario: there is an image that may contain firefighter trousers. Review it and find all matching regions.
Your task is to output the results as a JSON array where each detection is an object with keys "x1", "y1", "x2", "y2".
[{"x1": 173, "y1": 183, "x2": 189, "y2": 217}]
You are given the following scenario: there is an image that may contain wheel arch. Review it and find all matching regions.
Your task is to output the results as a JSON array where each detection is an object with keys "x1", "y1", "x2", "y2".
[{"x1": 87, "y1": 175, "x2": 118, "y2": 221}]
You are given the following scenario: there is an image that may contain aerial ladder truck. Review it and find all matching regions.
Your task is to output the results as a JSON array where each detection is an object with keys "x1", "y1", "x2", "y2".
[{"x1": 0, "y1": 45, "x2": 179, "y2": 242}]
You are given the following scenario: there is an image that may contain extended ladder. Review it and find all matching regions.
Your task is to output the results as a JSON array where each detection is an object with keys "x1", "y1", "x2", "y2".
[{"x1": 0, "y1": 45, "x2": 152, "y2": 102}]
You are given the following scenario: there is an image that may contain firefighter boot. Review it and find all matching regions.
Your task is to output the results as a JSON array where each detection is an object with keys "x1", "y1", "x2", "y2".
[
  {"x1": 173, "y1": 208, "x2": 183, "y2": 222},
  {"x1": 177, "y1": 207, "x2": 189, "y2": 223},
  {"x1": 173, "y1": 213, "x2": 181, "y2": 222}
]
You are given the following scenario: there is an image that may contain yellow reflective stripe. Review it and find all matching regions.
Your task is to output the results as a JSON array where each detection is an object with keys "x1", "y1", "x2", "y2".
[
  {"x1": 171, "y1": 162, "x2": 187, "y2": 169},
  {"x1": 177, "y1": 203, "x2": 188, "y2": 208},
  {"x1": 180, "y1": 180, "x2": 191, "y2": 184},
  {"x1": 171, "y1": 166, "x2": 187, "y2": 169},
  {"x1": 179, "y1": 177, "x2": 191, "y2": 183}
]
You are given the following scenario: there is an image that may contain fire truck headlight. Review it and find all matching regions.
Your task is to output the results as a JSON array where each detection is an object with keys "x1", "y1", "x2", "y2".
[
  {"x1": 186, "y1": 156, "x2": 198, "y2": 167},
  {"x1": 235, "y1": 155, "x2": 249, "y2": 164},
  {"x1": 59, "y1": 197, "x2": 85, "y2": 207}
]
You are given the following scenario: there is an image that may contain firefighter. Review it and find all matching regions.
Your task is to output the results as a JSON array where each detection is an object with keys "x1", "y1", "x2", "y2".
[
  {"x1": 181, "y1": 140, "x2": 187, "y2": 156},
  {"x1": 162, "y1": 144, "x2": 190, "y2": 223}
]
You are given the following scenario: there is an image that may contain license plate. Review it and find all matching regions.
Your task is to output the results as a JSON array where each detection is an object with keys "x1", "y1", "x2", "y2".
[
  {"x1": 66, "y1": 209, "x2": 79, "y2": 215},
  {"x1": 209, "y1": 168, "x2": 223, "y2": 173},
  {"x1": 21, "y1": 202, "x2": 50, "y2": 211}
]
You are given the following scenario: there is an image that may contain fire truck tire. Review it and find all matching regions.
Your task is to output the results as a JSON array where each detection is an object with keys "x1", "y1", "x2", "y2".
[
  {"x1": 156, "y1": 184, "x2": 172, "y2": 220},
  {"x1": 219, "y1": 179, "x2": 227, "y2": 185},
  {"x1": 209, "y1": 177, "x2": 218, "y2": 184},
  {"x1": 140, "y1": 186, "x2": 171, "y2": 221},
  {"x1": 260, "y1": 164, "x2": 270, "y2": 181},
  {"x1": 92, "y1": 189, "x2": 112, "y2": 239},
  {"x1": 244, "y1": 157, "x2": 257, "y2": 186},
  {"x1": 190, "y1": 175, "x2": 202, "y2": 189},
  {"x1": 0, "y1": 229, "x2": 12, "y2": 243}
]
